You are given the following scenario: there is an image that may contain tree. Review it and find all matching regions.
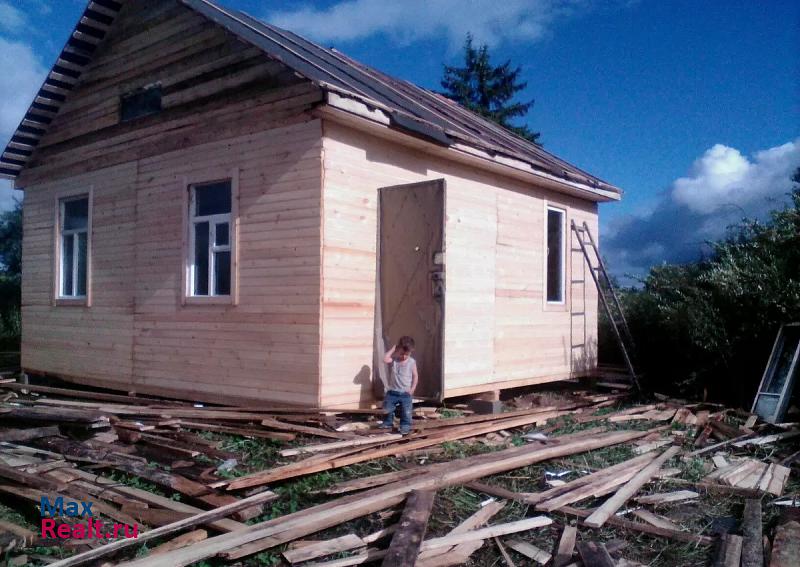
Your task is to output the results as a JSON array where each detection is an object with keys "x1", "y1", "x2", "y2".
[
  {"x1": 0, "y1": 200, "x2": 22, "y2": 347},
  {"x1": 441, "y1": 34, "x2": 540, "y2": 143},
  {"x1": 0, "y1": 199, "x2": 22, "y2": 279}
]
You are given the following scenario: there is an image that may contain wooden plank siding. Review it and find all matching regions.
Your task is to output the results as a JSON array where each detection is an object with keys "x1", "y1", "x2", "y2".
[
  {"x1": 319, "y1": 120, "x2": 599, "y2": 407},
  {"x1": 20, "y1": 0, "x2": 326, "y2": 406}
]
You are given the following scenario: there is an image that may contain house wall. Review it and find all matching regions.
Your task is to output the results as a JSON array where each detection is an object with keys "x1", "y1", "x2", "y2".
[
  {"x1": 20, "y1": 0, "x2": 325, "y2": 405},
  {"x1": 320, "y1": 120, "x2": 599, "y2": 407}
]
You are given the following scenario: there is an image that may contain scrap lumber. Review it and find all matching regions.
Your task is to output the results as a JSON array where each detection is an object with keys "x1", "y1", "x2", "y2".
[
  {"x1": 117, "y1": 429, "x2": 650, "y2": 566},
  {"x1": 223, "y1": 411, "x2": 628, "y2": 491},
  {"x1": 526, "y1": 451, "x2": 655, "y2": 506},
  {"x1": 0, "y1": 425, "x2": 60, "y2": 442},
  {"x1": 416, "y1": 500, "x2": 504, "y2": 565},
  {"x1": 559, "y1": 506, "x2": 715, "y2": 545},
  {"x1": 56, "y1": 468, "x2": 247, "y2": 532},
  {"x1": 0, "y1": 406, "x2": 109, "y2": 426},
  {"x1": 741, "y1": 499, "x2": 763, "y2": 567},
  {"x1": 535, "y1": 452, "x2": 657, "y2": 511},
  {"x1": 465, "y1": 481, "x2": 535, "y2": 503},
  {"x1": 769, "y1": 520, "x2": 800, "y2": 567},
  {"x1": 178, "y1": 421, "x2": 295, "y2": 441},
  {"x1": 281, "y1": 433, "x2": 402, "y2": 457},
  {"x1": 150, "y1": 529, "x2": 208, "y2": 555},
  {"x1": 713, "y1": 533, "x2": 743, "y2": 567},
  {"x1": 636, "y1": 490, "x2": 700, "y2": 505},
  {"x1": 632, "y1": 509, "x2": 682, "y2": 531},
  {"x1": 684, "y1": 433, "x2": 755, "y2": 458},
  {"x1": 505, "y1": 539, "x2": 551, "y2": 564},
  {"x1": 415, "y1": 540, "x2": 485, "y2": 567},
  {"x1": 553, "y1": 525, "x2": 577, "y2": 567},
  {"x1": 382, "y1": 490, "x2": 436, "y2": 567},
  {"x1": 576, "y1": 541, "x2": 616, "y2": 567},
  {"x1": 419, "y1": 517, "x2": 552, "y2": 550},
  {"x1": 493, "y1": 537, "x2": 516, "y2": 567},
  {"x1": 323, "y1": 467, "x2": 424, "y2": 495},
  {"x1": 260, "y1": 416, "x2": 349, "y2": 440},
  {"x1": 44, "y1": 489, "x2": 278, "y2": 567},
  {"x1": 733, "y1": 430, "x2": 800, "y2": 447},
  {"x1": 283, "y1": 534, "x2": 366, "y2": 564},
  {"x1": 584, "y1": 445, "x2": 680, "y2": 527},
  {"x1": 0, "y1": 520, "x2": 36, "y2": 548}
]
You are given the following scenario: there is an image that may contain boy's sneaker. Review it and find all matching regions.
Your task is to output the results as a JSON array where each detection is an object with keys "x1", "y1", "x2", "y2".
[
  {"x1": 378, "y1": 422, "x2": 393, "y2": 429},
  {"x1": 400, "y1": 427, "x2": 411, "y2": 436}
]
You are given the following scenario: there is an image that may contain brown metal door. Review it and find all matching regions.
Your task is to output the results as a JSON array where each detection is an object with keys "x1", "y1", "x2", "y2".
[{"x1": 378, "y1": 179, "x2": 445, "y2": 400}]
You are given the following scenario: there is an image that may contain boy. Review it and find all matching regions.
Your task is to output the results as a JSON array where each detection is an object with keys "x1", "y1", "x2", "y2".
[{"x1": 379, "y1": 336, "x2": 418, "y2": 435}]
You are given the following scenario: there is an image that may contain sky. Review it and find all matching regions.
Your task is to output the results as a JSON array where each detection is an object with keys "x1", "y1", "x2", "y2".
[{"x1": 1, "y1": 0, "x2": 798, "y2": 281}]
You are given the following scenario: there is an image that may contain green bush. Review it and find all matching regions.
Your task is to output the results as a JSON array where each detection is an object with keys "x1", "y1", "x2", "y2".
[{"x1": 601, "y1": 171, "x2": 800, "y2": 407}]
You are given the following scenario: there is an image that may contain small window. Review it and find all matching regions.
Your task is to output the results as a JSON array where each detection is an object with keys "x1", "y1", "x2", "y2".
[
  {"x1": 546, "y1": 207, "x2": 565, "y2": 303},
  {"x1": 188, "y1": 180, "x2": 232, "y2": 297},
  {"x1": 59, "y1": 196, "x2": 89, "y2": 298},
  {"x1": 120, "y1": 85, "x2": 162, "y2": 122}
]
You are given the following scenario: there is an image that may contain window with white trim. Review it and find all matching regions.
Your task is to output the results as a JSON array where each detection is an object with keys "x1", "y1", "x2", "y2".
[
  {"x1": 59, "y1": 196, "x2": 89, "y2": 298},
  {"x1": 188, "y1": 180, "x2": 232, "y2": 297},
  {"x1": 546, "y1": 206, "x2": 565, "y2": 303}
]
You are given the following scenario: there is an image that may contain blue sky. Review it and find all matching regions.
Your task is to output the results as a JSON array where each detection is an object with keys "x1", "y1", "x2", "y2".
[{"x1": 1, "y1": 0, "x2": 798, "y2": 279}]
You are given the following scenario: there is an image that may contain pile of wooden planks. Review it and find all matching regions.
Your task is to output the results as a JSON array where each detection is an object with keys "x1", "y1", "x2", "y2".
[{"x1": 0, "y1": 380, "x2": 797, "y2": 565}]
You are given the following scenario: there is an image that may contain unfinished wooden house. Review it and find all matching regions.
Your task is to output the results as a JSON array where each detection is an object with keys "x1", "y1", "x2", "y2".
[{"x1": 2, "y1": 0, "x2": 623, "y2": 407}]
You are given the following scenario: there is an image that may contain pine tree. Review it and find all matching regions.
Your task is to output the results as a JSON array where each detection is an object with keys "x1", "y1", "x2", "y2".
[{"x1": 441, "y1": 34, "x2": 540, "y2": 144}]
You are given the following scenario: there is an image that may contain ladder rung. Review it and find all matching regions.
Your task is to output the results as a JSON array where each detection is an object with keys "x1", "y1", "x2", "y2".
[
  {"x1": 571, "y1": 279, "x2": 585, "y2": 284},
  {"x1": 571, "y1": 344, "x2": 585, "y2": 349},
  {"x1": 571, "y1": 247, "x2": 584, "y2": 252},
  {"x1": 571, "y1": 312, "x2": 586, "y2": 316}
]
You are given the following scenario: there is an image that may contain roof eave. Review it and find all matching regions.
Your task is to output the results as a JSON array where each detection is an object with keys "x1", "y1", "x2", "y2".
[{"x1": 319, "y1": 91, "x2": 622, "y2": 203}]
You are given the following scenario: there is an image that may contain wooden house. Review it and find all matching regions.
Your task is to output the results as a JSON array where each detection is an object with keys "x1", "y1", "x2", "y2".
[{"x1": 1, "y1": 0, "x2": 622, "y2": 407}]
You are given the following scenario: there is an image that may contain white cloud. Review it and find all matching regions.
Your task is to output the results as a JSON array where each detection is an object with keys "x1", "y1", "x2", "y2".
[
  {"x1": 0, "y1": 2, "x2": 26, "y2": 33},
  {"x1": 269, "y1": 0, "x2": 596, "y2": 50},
  {"x1": 0, "y1": 37, "x2": 47, "y2": 210},
  {"x1": 672, "y1": 140, "x2": 800, "y2": 214},
  {"x1": 603, "y1": 139, "x2": 800, "y2": 281}
]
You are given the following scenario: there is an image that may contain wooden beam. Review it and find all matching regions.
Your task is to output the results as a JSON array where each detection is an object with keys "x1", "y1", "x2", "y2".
[
  {"x1": 553, "y1": 525, "x2": 577, "y2": 567},
  {"x1": 712, "y1": 533, "x2": 742, "y2": 567},
  {"x1": 382, "y1": 490, "x2": 436, "y2": 566},
  {"x1": 584, "y1": 446, "x2": 680, "y2": 527},
  {"x1": 769, "y1": 520, "x2": 800, "y2": 567},
  {"x1": 741, "y1": 499, "x2": 763, "y2": 567},
  {"x1": 283, "y1": 534, "x2": 366, "y2": 564}
]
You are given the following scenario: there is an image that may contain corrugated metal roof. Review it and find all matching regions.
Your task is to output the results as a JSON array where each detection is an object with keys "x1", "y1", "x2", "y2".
[{"x1": 1, "y1": 0, "x2": 620, "y2": 196}]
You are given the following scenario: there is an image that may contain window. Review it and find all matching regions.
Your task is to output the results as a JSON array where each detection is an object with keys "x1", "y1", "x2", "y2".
[
  {"x1": 188, "y1": 180, "x2": 232, "y2": 297},
  {"x1": 120, "y1": 85, "x2": 162, "y2": 122},
  {"x1": 546, "y1": 206, "x2": 565, "y2": 303},
  {"x1": 59, "y1": 196, "x2": 89, "y2": 298}
]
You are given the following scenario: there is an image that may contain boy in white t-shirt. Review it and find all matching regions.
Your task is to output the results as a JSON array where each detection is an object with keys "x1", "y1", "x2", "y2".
[{"x1": 379, "y1": 336, "x2": 418, "y2": 435}]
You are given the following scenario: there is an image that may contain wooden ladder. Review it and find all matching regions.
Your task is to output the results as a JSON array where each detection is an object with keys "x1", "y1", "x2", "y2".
[{"x1": 571, "y1": 220, "x2": 641, "y2": 393}]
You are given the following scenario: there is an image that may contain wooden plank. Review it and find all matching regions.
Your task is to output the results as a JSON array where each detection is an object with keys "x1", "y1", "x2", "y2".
[
  {"x1": 505, "y1": 539, "x2": 551, "y2": 564},
  {"x1": 382, "y1": 490, "x2": 436, "y2": 567},
  {"x1": 416, "y1": 500, "x2": 504, "y2": 565},
  {"x1": 283, "y1": 534, "x2": 366, "y2": 564},
  {"x1": 44, "y1": 489, "x2": 278, "y2": 567},
  {"x1": 281, "y1": 434, "x2": 402, "y2": 457},
  {"x1": 576, "y1": 541, "x2": 616, "y2": 567},
  {"x1": 713, "y1": 533, "x2": 743, "y2": 567},
  {"x1": 151, "y1": 529, "x2": 208, "y2": 555},
  {"x1": 741, "y1": 499, "x2": 763, "y2": 567},
  {"x1": 636, "y1": 490, "x2": 700, "y2": 505},
  {"x1": 769, "y1": 520, "x2": 800, "y2": 567},
  {"x1": 553, "y1": 525, "x2": 577, "y2": 567},
  {"x1": 584, "y1": 446, "x2": 680, "y2": 527},
  {"x1": 0, "y1": 425, "x2": 61, "y2": 442},
  {"x1": 766, "y1": 465, "x2": 790, "y2": 496},
  {"x1": 117, "y1": 429, "x2": 649, "y2": 566},
  {"x1": 493, "y1": 537, "x2": 516, "y2": 567},
  {"x1": 632, "y1": 509, "x2": 681, "y2": 531},
  {"x1": 558, "y1": 506, "x2": 714, "y2": 545}
]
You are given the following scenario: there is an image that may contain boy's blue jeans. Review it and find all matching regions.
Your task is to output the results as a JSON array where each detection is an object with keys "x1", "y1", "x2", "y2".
[{"x1": 382, "y1": 390, "x2": 412, "y2": 431}]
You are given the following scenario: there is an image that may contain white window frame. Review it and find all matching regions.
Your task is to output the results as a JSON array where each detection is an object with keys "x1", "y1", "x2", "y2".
[
  {"x1": 545, "y1": 205, "x2": 567, "y2": 305},
  {"x1": 182, "y1": 169, "x2": 239, "y2": 305},
  {"x1": 54, "y1": 189, "x2": 92, "y2": 306}
]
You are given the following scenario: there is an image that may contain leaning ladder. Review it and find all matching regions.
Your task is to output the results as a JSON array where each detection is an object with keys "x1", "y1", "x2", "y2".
[{"x1": 571, "y1": 220, "x2": 641, "y2": 393}]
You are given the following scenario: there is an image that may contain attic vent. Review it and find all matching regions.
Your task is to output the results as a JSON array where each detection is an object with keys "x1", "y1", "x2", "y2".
[{"x1": 120, "y1": 85, "x2": 162, "y2": 122}]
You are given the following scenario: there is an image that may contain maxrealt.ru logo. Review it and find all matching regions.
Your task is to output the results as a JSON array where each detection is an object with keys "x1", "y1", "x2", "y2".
[{"x1": 40, "y1": 496, "x2": 139, "y2": 540}]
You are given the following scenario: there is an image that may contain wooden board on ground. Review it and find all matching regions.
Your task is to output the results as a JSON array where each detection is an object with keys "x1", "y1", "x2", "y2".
[
  {"x1": 741, "y1": 499, "x2": 763, "y2": 567},
  {"x1": 553, "y1": 525, "x2": 577, "y2": 567},
  {"x1": 382, "y1": 490, "x2": 436, "y2": 567}
]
